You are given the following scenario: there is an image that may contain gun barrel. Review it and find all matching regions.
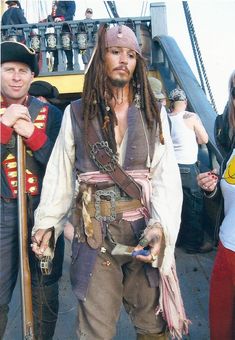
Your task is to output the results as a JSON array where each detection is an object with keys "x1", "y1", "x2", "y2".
[{"x1": 17, "y1": 135, "x2": 34, "y2": 339}]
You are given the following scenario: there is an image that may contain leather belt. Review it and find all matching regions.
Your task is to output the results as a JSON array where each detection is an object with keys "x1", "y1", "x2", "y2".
[{"x1": 86, "y1": 194, "x2": 142, "y2": 222}]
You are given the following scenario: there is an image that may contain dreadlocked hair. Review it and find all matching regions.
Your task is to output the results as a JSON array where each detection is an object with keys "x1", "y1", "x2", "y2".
[
  {"x1": 134, "y1": 57, "x2": 164, "y2": 144},
  {"x1": 228, "y1": 69, "x2": 235, "y2": 130},
  {"x1": 82, "y1": 24, "x2": 118, "y2": 153},
  {"x1": 82, "y1": 24, "x2": 164, "y2": 152}
]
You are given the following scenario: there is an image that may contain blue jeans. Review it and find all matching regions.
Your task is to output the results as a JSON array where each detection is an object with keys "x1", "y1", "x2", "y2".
[
  {"x1": 0, "y1": 197, "x2": 64, "y2": 340},
  {"x1": 177, "y1": 163, "x2": 204, "y2": 250}
]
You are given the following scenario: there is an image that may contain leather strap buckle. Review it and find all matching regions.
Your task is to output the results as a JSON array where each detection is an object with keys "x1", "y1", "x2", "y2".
[
  {"x1": 39, "y1": 256, "x2": 53, "y2": 275},
  {"x1": 95, "y1": 190, "x2": 116, "y2": 222},
  {"x1": 90, "y1": 141, "x2": 118, "y2": 173}
]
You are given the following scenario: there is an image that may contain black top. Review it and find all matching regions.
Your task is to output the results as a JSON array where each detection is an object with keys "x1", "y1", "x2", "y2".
[
  {"x1": 54, "y1": 1, "x2": 76, "y2": 21},
  {"x1": 1, "y1": 7, "x2": 27, "y2": 25}
]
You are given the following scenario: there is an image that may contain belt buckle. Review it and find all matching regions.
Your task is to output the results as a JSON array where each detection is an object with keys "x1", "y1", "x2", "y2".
[{"x1": 95, "y1": 190, "x2": 116, "y2": 222}]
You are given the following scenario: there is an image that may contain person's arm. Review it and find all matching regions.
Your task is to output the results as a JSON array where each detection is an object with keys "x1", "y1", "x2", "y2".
[
  {"x1": 197, "y1": 170, "x2": 219, "y2": 198},
  {"x1": 32, "y1": 105, "x2": 75, "y2": 255},
  {"x1": 193, "y1": 113, "x2": 208, "y2": 144},
  {"x1": 149, "y1": 107, "x2": 183, "y2": 274}
]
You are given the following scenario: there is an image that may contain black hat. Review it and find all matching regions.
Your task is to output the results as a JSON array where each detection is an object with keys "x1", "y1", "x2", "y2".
[
  {"x1": 5, "y1": 1, "x2": 20, "y2": 5},
  {"x1": 1, "y1": 41, "x2": 39, "y2": 77},
  {"x1": 29, "y1": 81, "x2": 59, "y2": 99}
]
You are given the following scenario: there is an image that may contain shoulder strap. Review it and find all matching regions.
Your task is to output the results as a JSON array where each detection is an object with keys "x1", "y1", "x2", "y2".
[
  {"x1": 28, "y1": 96, "x2": 45, "y2": 122},
  {"x1": 24, "y1": 98, "x2": 45, "y2": 174},
  {"x1": 70, "y1": 101, "x2": 142, "y2": 200},
  {"x1": 88, "y1": 122, "x2": 142, "y2": 200}
]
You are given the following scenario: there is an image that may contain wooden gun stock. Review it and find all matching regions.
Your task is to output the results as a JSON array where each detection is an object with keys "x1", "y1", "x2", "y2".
[{"x1": 17, "y1": 135, "x2": 34, "y2": 339}]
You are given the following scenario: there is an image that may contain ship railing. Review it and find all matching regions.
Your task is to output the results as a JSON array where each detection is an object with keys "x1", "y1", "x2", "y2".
[{"x1": 1, "y1": 17, "x2": 151, "y2": 76}]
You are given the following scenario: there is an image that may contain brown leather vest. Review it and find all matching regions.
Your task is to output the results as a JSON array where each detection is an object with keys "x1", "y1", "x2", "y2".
[{"x1": 70, "y1": 99, "x2": 156, "y2": 174}]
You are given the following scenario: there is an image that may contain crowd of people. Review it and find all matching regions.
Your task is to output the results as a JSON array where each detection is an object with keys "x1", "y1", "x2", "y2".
[{"x1": 1, "y1": 2, "x2": 235, "y2": 340}]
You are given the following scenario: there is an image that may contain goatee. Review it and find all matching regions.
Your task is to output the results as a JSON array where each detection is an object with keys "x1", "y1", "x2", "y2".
[{"x1": 110, "y1": 78, "x2": 128, "y2": 88}]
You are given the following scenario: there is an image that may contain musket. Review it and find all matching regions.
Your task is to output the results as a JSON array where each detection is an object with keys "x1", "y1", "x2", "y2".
[{"x1": 17, "y1": 134, "x2": 34, "y2": 339}]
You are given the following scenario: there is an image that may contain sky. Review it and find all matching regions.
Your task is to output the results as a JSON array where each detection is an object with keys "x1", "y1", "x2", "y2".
[{"x1": 19, "y1": 0, "x2": 235, "y2": 113}]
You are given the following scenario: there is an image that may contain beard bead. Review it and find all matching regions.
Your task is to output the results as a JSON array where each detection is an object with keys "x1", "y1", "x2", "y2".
[{"x1": 103, "y1": 115, "x2": 110, "y2": 131}]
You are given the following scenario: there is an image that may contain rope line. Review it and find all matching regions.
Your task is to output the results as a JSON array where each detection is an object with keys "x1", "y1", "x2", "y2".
[{"x1": 182, "y1": 1, "x2": 218, "y2": 112}]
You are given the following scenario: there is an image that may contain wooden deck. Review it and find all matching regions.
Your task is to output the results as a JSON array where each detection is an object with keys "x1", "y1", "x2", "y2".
[{"x1": 4, "y1": 240, "x2": 215, "y2": 340}]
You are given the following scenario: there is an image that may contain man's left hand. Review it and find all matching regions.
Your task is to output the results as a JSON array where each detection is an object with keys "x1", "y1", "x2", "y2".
[
  {"x1": 133, "y1": 224, "x2": 163, "y2": 264},
  {"x1": 31, "y1": 228, "x2": 53, "y2": 257}
]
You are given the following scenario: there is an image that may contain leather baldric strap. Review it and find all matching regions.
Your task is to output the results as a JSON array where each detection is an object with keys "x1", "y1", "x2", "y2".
[{"x1": 87, "y1": 123, "x2": 142, "y2": 200}]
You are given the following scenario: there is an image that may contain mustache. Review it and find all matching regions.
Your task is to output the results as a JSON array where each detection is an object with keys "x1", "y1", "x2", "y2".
[{"x1": 113, "y1": 66, "x2": 130, "y2": 74}]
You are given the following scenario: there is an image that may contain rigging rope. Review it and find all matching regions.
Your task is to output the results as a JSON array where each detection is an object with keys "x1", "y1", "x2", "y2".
[
  {"x1": 106, "y1": 1, "x2": 119, "y2": 18},
  {"x1": 141, "y1": 1, "x2": 148, "y2": 17},
  {"x1": 182, "y1": 1, "x2": 218, "y2": 112},
  {"x1": 103, "y1": 1, "x2": 112, "y2": 18}
]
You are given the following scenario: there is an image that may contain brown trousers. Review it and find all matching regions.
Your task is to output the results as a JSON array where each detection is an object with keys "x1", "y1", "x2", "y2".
[{"x1": 76, "y1": 218, "x2": 165, "y2": 340}]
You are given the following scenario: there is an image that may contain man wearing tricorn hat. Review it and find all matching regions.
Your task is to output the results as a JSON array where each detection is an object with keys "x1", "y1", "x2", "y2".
[
  {"x1": 32, "y1": 25, "x2": 189, "y2": 339},
  {"x1": 1, "y1": 1, "x2": 28, "y2": 42},
  {"x1": 0, "y1": 41, "x2": 64, "y2": 339}
]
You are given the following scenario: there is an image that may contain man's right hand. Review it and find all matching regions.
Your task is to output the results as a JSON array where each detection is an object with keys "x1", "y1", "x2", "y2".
[
  {"x1": 1, "y1": 104, "x2": 31, "y2": 127},
  {"x1": 31, "y1": 228, "x2": 53, "y2": 257},
  {"x1": 54, "y1": 17, "x2": 63, "y2": 22}
]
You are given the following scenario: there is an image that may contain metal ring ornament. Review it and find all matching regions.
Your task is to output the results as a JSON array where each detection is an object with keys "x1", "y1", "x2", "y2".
[{"x1": 151, "y1": 253, "x2": 158, "y2": 263}]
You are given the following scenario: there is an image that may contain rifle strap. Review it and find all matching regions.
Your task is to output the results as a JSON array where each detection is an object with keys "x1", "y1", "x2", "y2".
[{"x1": 87, "y1": 122, "x2": 142, "y2": 200}]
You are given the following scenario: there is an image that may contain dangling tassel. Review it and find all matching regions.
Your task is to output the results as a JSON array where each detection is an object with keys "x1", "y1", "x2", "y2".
[
  {"x1": 160, "y1": 132, "x2": 165, "y2": 145},
  {"x1": 102, "y1": 90, "x2": 111, "y2": 131},
  {"x1": 103, "y1": 114, "x2": 110, "y2": 131},
  {"x1": 134, "y1": 83, "x2": 141, "y2": 109},
  {"x1": 146, "y1": 154, "x2": 151, "y2": 168}
]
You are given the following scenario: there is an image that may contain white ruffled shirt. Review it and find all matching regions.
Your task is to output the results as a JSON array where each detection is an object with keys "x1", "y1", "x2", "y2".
[{"x1": 33, "y1": 105, "x2": 183, "y2": 274}]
